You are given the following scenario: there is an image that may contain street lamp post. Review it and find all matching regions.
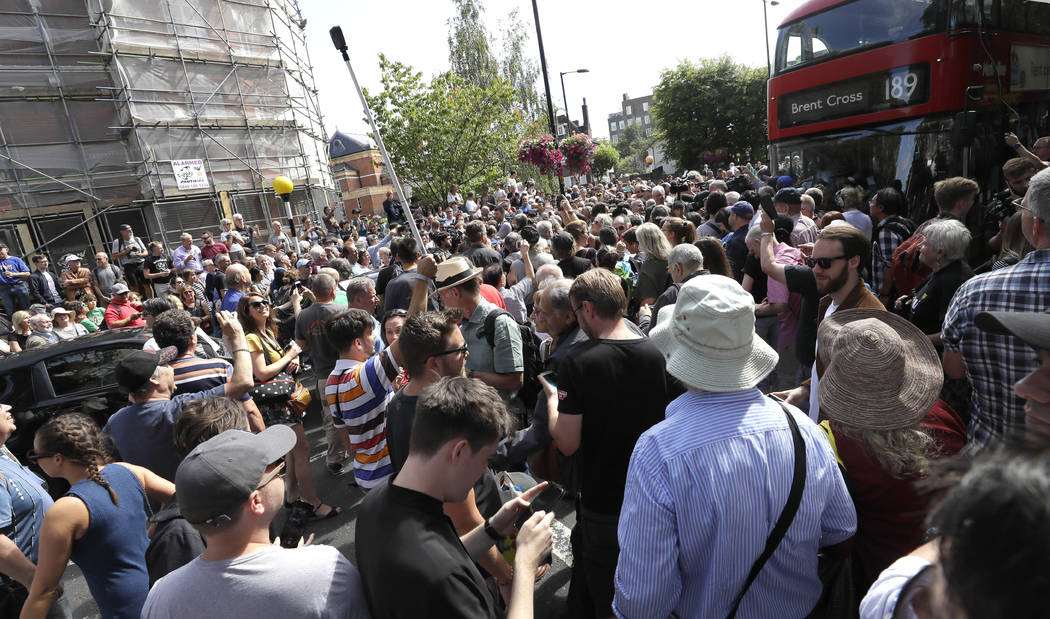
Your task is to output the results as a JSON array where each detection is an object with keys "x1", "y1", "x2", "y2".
[
  {"x1": 559, "y1": 69, "x2": 589, "y2": 138},
  {"x1": 530, "y1": 0, "x2": 564, "y2": 195},
  {"x1": 762, "y1": 0, "x2": 779, "y2": 173},
  {"x1": 559, "y1": 68, "x2": 588, "y2": 187},
  {"x1": 762, "y1": 0, "x2": 779, "y2": 78}
]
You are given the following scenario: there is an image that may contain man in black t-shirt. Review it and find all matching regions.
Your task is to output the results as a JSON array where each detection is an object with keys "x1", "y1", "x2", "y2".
[
  {"x1": 463, "y1": 221, "x2": 502, "y2": 269},
  {"x1": 356, "y1": 376, "x2": 553, "y2": 619},
  {"x1": 144, "y1": 241, "x2": 176, "y2": 298},
  {"x1": 544, "y1": 268, "x2": 670, "y2": 617},
  {"x1": 551, "y1": 231, "x2": 591, "y2": 279}
]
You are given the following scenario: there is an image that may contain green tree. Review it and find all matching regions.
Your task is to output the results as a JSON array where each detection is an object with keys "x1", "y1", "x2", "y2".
[
  {"x1": 652, "y1": 56, "x2": 767, "y2": 169},
  {"x1": 448, "y1": 0, "x2": 545, "y2": 120},
  {"x1": 363, "y1": 54, "x2": 524, "y2": 207},
  {"x1": 614, "y1": 123, "x2": 656, "y2": 175},
  {"x1": 592, "y1": 142, "x2": 620, "y2": 176},
  {"x1": 447, "y1": 0, "x2": 498, "y2": 91}
]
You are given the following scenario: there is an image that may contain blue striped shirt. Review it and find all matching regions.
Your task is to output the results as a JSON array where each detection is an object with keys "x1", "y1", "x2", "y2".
[{"x1": 613, "y1": 389, "x2": 856, "y2": 619}]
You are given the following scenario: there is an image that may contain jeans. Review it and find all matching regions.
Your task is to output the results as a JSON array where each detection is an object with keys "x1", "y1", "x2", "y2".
[
  {"x1": 0, "y1": 284, "x2": 30, "y2": 319},
  {"x1": 567, "y1": 507, "x2": 621, "y2": 618}
]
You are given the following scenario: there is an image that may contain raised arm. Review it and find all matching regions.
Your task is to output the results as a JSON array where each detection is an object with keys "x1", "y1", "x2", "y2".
[
  {"x1": 759, "y1": 214, "x2": 788, "y2": 285},
  {"x1": 217, "y1": 310, "x2": 253, "y2": 399}
]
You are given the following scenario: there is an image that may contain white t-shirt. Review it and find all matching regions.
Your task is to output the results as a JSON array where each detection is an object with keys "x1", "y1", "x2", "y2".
[
  {"x1": 142, "y1": 545, "x2": 370, "y2": 619},
  {"x1": 859, "y1": 555, "x2": 932, "y2": 619},
  {"x1": 808, "y1": 301, "x2": 839, "y2": 420}
]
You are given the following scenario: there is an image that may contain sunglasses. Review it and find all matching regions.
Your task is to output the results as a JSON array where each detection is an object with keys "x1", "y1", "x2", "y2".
[
  {"x1": 249, "y1": 299, "x2": 271, "y2": 309},
  {"x1": 806, "y1": 255, "x2": 846, "y2": 269},
  {"x1": 385, "y1": 309, "x2": 408, "y2": 319},
  {"x1": 256, "y1": 460, "x2": 286, "y2": 489},
  {"x1": 429, "y1": 345, "x2": 468, "y2": 359},
  {"x1": 27, "y1": 449, "x2": 55, "y2": 462}
]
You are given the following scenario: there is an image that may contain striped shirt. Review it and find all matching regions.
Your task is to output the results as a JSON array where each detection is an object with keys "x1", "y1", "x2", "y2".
[
  {"x1": 941, "y1": 249, "x2": 1050, "y2": 450},
  {"x1": 326, "y1": 349, "x2": 398, "y2": 488},
  {"x1": 170, "y1": 356, "x2": 232, "y2": 396},
  {"x1": 613, "y1": 389, "x2": 856, "y2": 619}
]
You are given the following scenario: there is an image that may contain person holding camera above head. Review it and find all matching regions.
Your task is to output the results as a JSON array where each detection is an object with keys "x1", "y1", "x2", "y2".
[{"x1": 142, "y1": 426, "x2": 370, "y2": 619}]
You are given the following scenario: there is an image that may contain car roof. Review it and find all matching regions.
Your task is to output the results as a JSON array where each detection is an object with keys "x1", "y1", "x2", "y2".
[{"x1": 0, "y1": 327, "x2": 150, "y2": 370}]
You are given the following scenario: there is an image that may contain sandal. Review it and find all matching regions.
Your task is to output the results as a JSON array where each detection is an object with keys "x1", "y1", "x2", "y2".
[{"x1": 311, "y1": 503, "x2": 341, "y2": 520}]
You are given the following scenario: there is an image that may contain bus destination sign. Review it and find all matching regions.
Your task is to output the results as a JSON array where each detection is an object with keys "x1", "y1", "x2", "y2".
[{"x1": 778, "y1": 63, "x2": 930, "y2": 129}]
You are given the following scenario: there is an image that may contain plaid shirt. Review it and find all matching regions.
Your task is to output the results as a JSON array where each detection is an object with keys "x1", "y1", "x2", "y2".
[
  {"x1": 870, "y1": 216, "x2": 910, "y2": 295},
  {"x1": 942, "y1": 249, "x2": 1050, "y2": 449}
]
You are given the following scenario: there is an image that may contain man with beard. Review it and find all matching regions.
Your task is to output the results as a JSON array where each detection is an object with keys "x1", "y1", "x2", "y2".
[{"x1": 771, "y1": 223, "x2": 884, "y2": 419}]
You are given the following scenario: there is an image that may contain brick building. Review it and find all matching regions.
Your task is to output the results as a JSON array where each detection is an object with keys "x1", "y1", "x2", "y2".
[
  {"x1": 608, "y1": 93, "x2": 654, "y2": 143},
  {"x1": 330, "y1": 131, "x2": 394, "y2": 216}
]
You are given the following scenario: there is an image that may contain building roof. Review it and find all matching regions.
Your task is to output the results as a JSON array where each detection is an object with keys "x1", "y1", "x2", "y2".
[{"x1": 329, "y1": 131, "x2": 373, "y2": 159}]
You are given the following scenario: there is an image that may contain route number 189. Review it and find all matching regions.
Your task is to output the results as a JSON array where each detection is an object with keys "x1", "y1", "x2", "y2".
[{"x1": 885, "y1": 72, "x2": 919, "y2": 101}]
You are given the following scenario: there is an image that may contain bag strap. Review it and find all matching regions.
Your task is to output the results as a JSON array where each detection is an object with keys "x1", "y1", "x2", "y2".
[
  {"x1": 483, "y1": 308, "x2": 513, "y2": 348},
  {"x1": 726, "y1": 398, "x2": 807, "y2": 619}
]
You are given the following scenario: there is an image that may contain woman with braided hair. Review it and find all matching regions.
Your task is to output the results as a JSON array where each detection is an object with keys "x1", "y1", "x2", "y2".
[{"x1": 20, "y1": 414, "x2": 174, "y2": 619}]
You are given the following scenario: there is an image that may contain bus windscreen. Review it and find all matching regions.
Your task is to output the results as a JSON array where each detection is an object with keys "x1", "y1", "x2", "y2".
[{"x1": 776, "y1": 0, "x2": 941, "y2": 74}]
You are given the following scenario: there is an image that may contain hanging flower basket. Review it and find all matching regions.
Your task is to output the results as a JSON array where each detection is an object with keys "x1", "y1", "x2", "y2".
[
  {"x1": 559, "y1": 133, "x2": 596, "y2": 176},
  {"x1": 518, "y1": 135, "x2": 563, "y2": 176}
]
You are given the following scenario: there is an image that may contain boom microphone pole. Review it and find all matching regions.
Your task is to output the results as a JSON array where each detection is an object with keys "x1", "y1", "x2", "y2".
[{"x1": 329, "y1": 26, "x2": 426, "y2": 254}]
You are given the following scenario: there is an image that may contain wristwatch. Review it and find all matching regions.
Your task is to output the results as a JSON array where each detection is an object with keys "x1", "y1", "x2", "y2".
[{"x1": 483, "y1": 518, "x2": 502, "y2": 541}]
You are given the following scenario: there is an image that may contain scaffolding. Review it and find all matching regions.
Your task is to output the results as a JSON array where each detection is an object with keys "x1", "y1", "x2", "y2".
[{"x1": 0, "y1": 0, "x2": 336, "y2": 256}]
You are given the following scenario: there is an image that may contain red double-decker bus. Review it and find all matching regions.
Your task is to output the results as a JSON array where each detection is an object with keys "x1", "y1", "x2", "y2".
[{"x1": 768, "y1": 0, "x2": 1050, "y2": 220}]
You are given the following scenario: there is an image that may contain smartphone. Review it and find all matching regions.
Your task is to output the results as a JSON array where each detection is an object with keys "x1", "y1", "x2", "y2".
[
  {"x1": 759, "y1": 194, "x2": 777, "y2": 220},
  {"x1": 538, "y1": 370, "x2": 557, "y2": 389}
]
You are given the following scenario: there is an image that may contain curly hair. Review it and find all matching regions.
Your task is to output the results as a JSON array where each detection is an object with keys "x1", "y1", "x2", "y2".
[
  {"x1": 36, "y1": 413, "x2": 119, "y2": 505},
  {"x1": 834, "y1": 423, "x2": 937, "y2": 478}
]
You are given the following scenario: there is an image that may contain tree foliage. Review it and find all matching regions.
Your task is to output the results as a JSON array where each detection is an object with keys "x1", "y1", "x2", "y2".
[
  {"x1": 448, "y1": 0, "x2": 544, "y2": 120},
  {"x1": 614, "y1": 123, "x2": 656, "y2": 175},
  {"x1": 363, "y1": 54, "x2": 524, "y2": 207},
  {"x1": 652, "y1": 56, "x2": 767, "y2": 169},
  {"x1": 592, "y1": 142, "x2": 620, "y2": 176}
]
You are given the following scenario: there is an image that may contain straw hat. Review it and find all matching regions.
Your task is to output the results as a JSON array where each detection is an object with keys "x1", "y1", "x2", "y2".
[
  {"x1": 817, "y1": 309, "x2": 942, "y2": 430},
  {"x1": 650, "y1": 275, "x2": 778, "y2": 392},
  {"x1": 434, "y1": 256, "x2": 482, "y2": 292}
]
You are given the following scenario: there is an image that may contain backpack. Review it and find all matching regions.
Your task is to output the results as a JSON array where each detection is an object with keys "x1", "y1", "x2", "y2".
[
  {"x1": 890, "y1": 218, "x2": 929, "y2": 297},
  {"x1": 482, "y1": 308, "x2": 543, "y2": 411}
]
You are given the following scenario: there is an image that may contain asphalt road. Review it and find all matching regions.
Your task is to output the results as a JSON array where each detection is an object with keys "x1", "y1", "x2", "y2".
[{"x1": 62, "y1": 381, "x2": 577, "y2": 618}]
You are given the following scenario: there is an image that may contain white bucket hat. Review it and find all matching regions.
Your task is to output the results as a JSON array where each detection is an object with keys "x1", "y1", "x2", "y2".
[{"x1": 650, "y1": 275, "x2": 778, "y2": 392}]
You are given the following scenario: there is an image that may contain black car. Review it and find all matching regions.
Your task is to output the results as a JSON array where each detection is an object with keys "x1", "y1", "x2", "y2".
[{"x1": 0, "y1": 327, "x2": 152, "y2": 459}]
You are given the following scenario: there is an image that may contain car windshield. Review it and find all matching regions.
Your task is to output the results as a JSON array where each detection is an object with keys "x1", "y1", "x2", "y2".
[{"x1": 776, "y1": 0, "x2": 943, "y2": 73}]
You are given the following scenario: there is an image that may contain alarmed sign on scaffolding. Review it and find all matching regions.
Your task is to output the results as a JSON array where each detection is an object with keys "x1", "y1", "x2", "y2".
[{"x1": 329, "y1": 26, "x2": 426, "y2": 254}]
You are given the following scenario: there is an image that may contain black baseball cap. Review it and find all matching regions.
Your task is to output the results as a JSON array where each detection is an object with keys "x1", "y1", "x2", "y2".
[
  {"x1": 115, "y1": 347, "x2": 178, "y2": 391},
  {"x1": 119, "y1": 224, "x2": 132, "y2": 231},
  {"x1": 976, "y1": 312, "x2": 1050, "y2": 352}
]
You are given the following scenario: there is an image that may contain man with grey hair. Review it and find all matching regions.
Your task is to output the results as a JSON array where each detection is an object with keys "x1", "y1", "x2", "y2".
[
  {"x1": 651, "y1": 185, "x2": 666, "y2": 206},
  {"x1": 25, "y1": 313, "x2": 57, "y2": 349},
  {"x1": 219, "y1": 263, "x2": 250, "y2": 313},
  {"x1": 942, "y1": 166, "x2": 1050, "y2": 450},
  {"x1": 637, "y1": 243, "x2": 707, "y2": 334},
  {"x1": 295, "y1": 273, "x2": 351, "y2": 475},
  {"x1": 537, "y1": 220, "x2": 553, "y2": 241},
  {"x1": 345, "y1": 277, "x2": 384, "y2": 354}
]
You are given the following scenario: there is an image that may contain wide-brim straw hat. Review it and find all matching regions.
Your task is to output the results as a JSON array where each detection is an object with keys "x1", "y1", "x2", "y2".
[
  {"x1": 650, "y1": 275, "x2": 778, "y2": 392},
  {"x1": 434, "y1": 256, "x2": 482, "y2": 292},
  {"x1": 817, "y1": 309, "x2": 942, "y2": 430}
]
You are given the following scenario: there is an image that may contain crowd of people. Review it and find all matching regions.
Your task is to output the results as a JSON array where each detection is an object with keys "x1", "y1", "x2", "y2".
[{"x1": 0, "y1": 130, "x2": 1048, "y2": 618}]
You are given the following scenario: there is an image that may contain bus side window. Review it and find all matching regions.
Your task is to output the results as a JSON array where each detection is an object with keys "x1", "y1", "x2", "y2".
[{"x1": 785, "y1": 33, "x2": 803, "y2": 67}]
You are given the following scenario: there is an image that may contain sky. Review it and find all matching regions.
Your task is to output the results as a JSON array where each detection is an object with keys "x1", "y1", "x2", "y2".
[{"x1": 300, "y1": 0, "x2": 796, "y2": 143}]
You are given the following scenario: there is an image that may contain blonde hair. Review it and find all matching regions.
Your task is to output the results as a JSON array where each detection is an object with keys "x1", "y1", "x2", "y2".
[
  {"x1": 835, "y1": 424, "x2": 937, "y2": 478},
  {"x1": 635, "y1": 222, "x2": 673, "y2": 261}
]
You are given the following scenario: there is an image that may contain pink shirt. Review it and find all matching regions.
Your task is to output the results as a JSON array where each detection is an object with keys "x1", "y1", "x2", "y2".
[{"x1": 769, "y1": 243, "x2": 805, "y2": 349}]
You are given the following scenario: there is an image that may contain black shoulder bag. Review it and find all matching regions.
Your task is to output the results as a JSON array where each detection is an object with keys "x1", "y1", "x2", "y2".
[{"x1": 726, "y1": 399, "x2": 807, "y2": 619}]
